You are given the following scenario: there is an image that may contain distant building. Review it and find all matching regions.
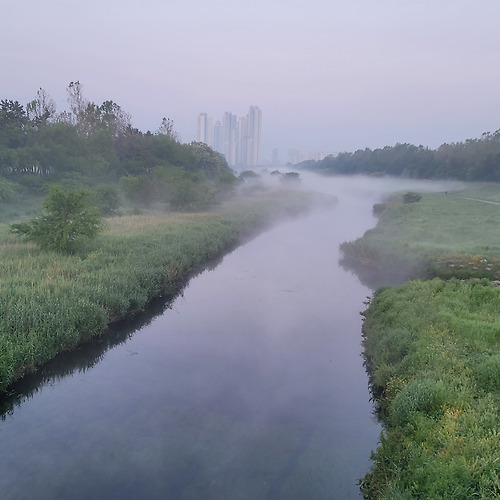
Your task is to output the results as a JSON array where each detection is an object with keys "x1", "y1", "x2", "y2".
[
  {"x1": 213, "y1": 121, "x2": 222, "y2": 153},
  {"x1": 222, "y1": 112, "x2": 238, "y2": 166},
  {"x1": 245, "y1": 106, "x2": 261, "y2": 166},
  {"x1": 272, "y1": 148, "x2": 280, "y2": 165},
  {"x1": 197, "y1": 113, "x2": 212, "y2": 147},
  {"x1": 196, "y1": 106, "x2": 261, "y2": 167}
]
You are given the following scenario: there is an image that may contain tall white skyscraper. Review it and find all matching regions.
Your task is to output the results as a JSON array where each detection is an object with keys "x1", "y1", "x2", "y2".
[
  {"x1": 246, "y1": 106, "x2": 261, "y2": 166},
  {"x1": 196, "y1": 107, "x2": 261, "y2": 167},
  {"x1": 197, "y1": 113, "x2": 212, "y2": 147},
  {"x1": 222, "y1": 112, "x2": 237, "y2": 166},
  {"x1": 213, "y1": 121, "x2": 222, "y2": 153}
]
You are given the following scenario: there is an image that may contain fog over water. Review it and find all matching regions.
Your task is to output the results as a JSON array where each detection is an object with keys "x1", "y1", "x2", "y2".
[{"x1": 0, "y1": 174, "x2": 463, "y2": 499}]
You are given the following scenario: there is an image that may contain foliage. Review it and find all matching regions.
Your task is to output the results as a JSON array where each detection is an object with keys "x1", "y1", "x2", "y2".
[
  {"x1": 299, "y1": 132, "x2": 500, "y2": 182},
  {"x1": 187, "y1": 141, "x2": 232, "y2": 179},
  {"x1": 0, "y1": 83, "x2": 235, "y2": 213},
  {"x1": 402, "y1": 191, "x2": 421, "y2": 203},
  {"x1": 239, "y1": 170, "x2": 260, "y2": 179},
  {"x1": 164, "y1": 167, "x2": 217, "y2": 211},
  {"x1": 10, "y1": 184, "x2": 103, "y2": 253},
  {"x1": 281, "y1": 171, "x2": 301, "y2": 183},
  {"x1": 91, "y1": 184, "x2": 121, "y2": 216}
]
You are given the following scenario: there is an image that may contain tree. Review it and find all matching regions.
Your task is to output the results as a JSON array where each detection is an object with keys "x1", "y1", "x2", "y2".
[
  {"x1": 99, "y1": 100, "x2": 131, "y2": 139},
  {"x1": 10, "y1": 184, "x2": 103, "y2": 253},
  {"x1": 0, "y1": 99, "x2": 28, "y2": 148},
  {"x1": 26, "y1": 88, "x2": 56, "y2": 127},
  {"x1": 188, "y1": 141, "x2": 232, "y2": 179},
  {"x1": 91, "y1": 184, "x2": 121, "y2": 215},
  {"x1": 157, "y1": 117, "x2": 178, "y2": 141}
]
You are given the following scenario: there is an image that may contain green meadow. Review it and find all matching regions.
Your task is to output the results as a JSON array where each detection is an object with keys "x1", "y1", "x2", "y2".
[
  {"x1": 341, "y1": 185, "x2": 500, "y2": 281},
  {"x1": 345, "y1": 184, "x2": 500, "y2": 499},
  {"x1": 0, "y1": 188, "x2": 328, "y2": 394}
]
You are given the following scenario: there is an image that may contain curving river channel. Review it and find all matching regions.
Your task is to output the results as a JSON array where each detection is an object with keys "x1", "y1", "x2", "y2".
[{"x1": 0, "y1": 175, "x2": 452, "y2": 499}]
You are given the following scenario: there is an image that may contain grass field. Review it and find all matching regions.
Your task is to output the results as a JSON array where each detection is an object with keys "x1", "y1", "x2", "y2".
[
  {"x1": 341, "y1": 184, "x2": 500, "y2": 282},
  {"x1": 347, "y1": 183, "x2": 500, "y2": 499}
]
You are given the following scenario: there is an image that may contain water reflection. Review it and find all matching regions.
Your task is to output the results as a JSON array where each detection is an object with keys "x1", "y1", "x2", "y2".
[{"x1": 0, "y1": 257, "x2": 225, "y2": 420}]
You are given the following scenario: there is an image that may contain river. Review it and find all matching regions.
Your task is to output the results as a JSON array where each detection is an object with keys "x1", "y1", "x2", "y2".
[{"x1": 0, "y1": 175, "x2": 454, "y2": 499}]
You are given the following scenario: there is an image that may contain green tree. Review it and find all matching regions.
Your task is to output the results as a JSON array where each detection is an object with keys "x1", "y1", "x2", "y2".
[
  {"x1": 165, "y1": 167, "x2": 216, "y2": 211},
  {"x1": 188, "y1": 142, "x2": 232, "y2": 179},
  {"x1": 91, "y1": 184, "x2": 121, "y2": 215},
  {"x1": 26, "y1": 88, "x2": 56, "y2": 127},
  {"x1": 10, "y1": 184, "x2": 103, "y2": 253},
  {"x1": 0, "y1": 99, "x2": 28, "y2": 148}
]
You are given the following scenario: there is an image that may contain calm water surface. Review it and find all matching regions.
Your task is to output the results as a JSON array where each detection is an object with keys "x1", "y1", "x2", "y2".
[{"x1": 1, "y1": 176, "x2": 449, "y2": 499}]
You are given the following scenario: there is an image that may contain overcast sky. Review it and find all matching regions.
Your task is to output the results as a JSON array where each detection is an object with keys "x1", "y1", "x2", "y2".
[{"x1": 3, "y1": 0, "x2": 500, "y2": 161}]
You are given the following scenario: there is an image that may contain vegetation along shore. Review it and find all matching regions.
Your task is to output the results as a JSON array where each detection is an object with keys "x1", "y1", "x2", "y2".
[
  {"x1": 0, "y1": 85, "x2": 334, "y2": 394},
  {"x1": 340, "y1": 184, "x2": 500, "y2": 499},
  {"x1": 0, "y1": 188, "x2": 331, "y2": 394}
]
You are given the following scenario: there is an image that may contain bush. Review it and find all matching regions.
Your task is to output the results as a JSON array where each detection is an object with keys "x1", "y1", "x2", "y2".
[
  {"x1": 402, "y1": 191, "x2": 422, "y2": 203},
  {"x1": 10, "y1": 184, "x2": 103, "y2": 253}
]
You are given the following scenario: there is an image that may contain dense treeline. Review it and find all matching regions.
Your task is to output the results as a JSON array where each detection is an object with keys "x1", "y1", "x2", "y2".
[
  {"x1": 299, "y1": 132, "x2": 500, "y2": 181},
  {"x1": 0, "y1": 83, "x2": 235, "y2": 211}
]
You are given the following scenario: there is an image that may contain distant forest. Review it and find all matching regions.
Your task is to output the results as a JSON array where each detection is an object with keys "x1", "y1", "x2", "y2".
[
  {"x1": 0, "y1": 83, "x2": 234, "y2": 211},
  {"x1": 2, "y1": 83, "x2": 500, "y2": 214},
  {"x1": 298, "y1": 131, "x2": 500, "y2": 181}
]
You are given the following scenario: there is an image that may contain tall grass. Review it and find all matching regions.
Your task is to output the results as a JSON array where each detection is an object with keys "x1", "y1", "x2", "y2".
[{"x1": 0, "y1": 188, "x2": 330, "y2": 393}]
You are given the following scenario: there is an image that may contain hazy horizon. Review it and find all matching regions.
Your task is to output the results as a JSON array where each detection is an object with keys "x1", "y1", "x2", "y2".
[{"x1": 3, "y1": 0, "x2": 500, "y2": 161}]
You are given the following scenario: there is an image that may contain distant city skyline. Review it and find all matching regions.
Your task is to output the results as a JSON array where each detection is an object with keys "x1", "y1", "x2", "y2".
[
  {"x1": 3, "y1": 1, "x2": 500, "y2": 162},
  {"x1": 198, "y1": 106, "x2": 262, "y2": 167}
]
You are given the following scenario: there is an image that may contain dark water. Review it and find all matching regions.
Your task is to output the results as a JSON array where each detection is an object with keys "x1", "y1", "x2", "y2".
[{"x1": 0, "y1": 175, "x2": 455, "y2": 499}]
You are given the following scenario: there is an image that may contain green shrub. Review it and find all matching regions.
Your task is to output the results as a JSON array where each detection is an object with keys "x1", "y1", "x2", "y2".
[
  {"x1": 402, "y1": 191, "x2": 422, "y2": 203},
  {"x1": 10, "y1": 184, "x2": 103, "y2": 254}
]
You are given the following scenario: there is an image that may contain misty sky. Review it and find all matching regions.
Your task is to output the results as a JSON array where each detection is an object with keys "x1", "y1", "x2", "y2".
[{"x1": 3, "y1": 0, "x2": 500, "y2": 161}]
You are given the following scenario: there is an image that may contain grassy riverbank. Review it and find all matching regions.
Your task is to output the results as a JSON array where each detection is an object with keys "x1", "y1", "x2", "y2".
[
  {"x1": 0, "y1": 188, "x2": 331, "y2": 394},
  {"x1": 341, "y1": 185, "x2": 500, "y2": 282},
  {"x1": 343, "y1": 184, "x2": 500, "y2": 498}
]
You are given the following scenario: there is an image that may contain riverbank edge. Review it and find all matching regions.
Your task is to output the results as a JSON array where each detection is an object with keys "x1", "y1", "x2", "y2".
[
  {"x1": 0, "y1": 189, "x2": 335, "y2": 394},
  {"x1": 340, "y1": 193, "x2": 500, "y2": 498}
]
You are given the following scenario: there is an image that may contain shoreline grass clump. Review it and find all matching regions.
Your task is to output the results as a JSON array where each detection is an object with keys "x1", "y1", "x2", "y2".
[{"x1": 0, "y1": 188, "x2": 334, "y2": 393}]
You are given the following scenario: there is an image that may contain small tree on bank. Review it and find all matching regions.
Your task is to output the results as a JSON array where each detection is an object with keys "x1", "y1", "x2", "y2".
[{"x1": 10, "y1": 184, "x2": 103, "y2": 253}]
